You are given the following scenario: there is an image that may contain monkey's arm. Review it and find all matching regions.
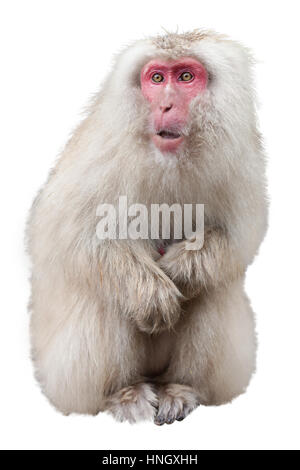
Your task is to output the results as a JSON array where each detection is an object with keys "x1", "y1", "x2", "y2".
[
  {"x1": 158, "y1": 227, "x2": 244, "y2": 299},
  {"x1": 100, "y1": 241, "x2": 184, "y2": 334}
]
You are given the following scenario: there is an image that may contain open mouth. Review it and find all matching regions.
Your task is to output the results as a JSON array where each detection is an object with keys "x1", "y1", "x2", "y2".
[
  {"x1": 157, "y1": 130, "x2": 181, "y2": 140},
  {"x1": 152, "y1": 128, "x2": 184, "y2": 152}
]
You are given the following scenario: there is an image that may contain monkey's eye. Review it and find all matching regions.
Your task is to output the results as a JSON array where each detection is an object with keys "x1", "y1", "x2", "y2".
[
  {"x1": 151, "y1": 73, "x2": 164, "y2": 83},
  {"x1": 179, "y1": 71, "x2": 194, "y2": 82}
]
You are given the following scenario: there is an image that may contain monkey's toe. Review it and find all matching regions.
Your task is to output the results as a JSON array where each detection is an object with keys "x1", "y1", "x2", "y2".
[
  {"x1": 154, "y1": 384, "x2": 199, "y2": 426},
  {"x1": 105, "y1": 383, "x2": 158, "y2": 424}
]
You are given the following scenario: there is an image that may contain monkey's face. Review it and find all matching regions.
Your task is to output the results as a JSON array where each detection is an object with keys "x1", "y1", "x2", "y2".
[{"x1": 141, "y1": 57, "x2": 207, "y2": 153}]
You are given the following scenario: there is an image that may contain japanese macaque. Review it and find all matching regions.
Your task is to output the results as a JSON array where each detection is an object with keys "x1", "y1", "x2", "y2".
[{"x1": 27, "y1": 30, "x2": 268, "y2": 424}]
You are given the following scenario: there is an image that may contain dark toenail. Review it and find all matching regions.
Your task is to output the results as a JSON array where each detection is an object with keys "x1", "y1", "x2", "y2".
[
  {"x1": 155, "y1": 416, "x2": 165, "y2": 426},
  {"x1": 176, "y1": 416, "x2": 184, "y2": 421},
  {"x1": 166, "y1": 418, "x2": 175, "y2": 424}
]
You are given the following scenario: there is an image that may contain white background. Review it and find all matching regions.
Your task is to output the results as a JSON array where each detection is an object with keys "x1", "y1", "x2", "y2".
[{"x1": 0, "y1": 0, "x2": 299, "y2": 450}]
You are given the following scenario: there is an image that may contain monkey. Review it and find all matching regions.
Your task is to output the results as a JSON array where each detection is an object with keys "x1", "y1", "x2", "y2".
[{"x1": 27, "y1": 30, "x2": 268, "y2": 425}]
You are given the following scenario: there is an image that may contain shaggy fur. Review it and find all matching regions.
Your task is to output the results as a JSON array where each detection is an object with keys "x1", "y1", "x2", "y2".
[{"x1": 27, "y1": 30, "x2": 268, "y2": 423}]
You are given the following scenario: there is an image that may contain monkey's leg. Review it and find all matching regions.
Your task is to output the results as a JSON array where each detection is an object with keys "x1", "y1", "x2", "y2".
[
  {"x1": 31, "y1": 282, "x2": 156, "y2": 421},
  {"x1": 155, "y1": 279, "x2": 256, "y2": 425}
]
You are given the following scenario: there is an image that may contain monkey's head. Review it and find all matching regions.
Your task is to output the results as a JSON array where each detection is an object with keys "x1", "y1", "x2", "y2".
[{"x1": 97, "y1": 30, "x2": 258, "y2": 178}]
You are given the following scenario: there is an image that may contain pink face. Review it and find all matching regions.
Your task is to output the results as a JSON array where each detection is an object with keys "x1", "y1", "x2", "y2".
[{"x1": 141, "y1": 57, "x2": 207, "y2": 153}]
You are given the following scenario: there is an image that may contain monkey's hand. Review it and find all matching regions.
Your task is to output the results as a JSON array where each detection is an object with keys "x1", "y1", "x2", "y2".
[
  {"x1": 158, "y1": 228, "x2": 243, "y2": 300},
  {"x1": 158, "y1": 239, "x2": 201, "y2": 299},
  {"x1": 130, "y1": 269, "x2": 184, "y2": 334},
  {"x1": 103, "y1": 242, "x2": 184, "y2": 334}
]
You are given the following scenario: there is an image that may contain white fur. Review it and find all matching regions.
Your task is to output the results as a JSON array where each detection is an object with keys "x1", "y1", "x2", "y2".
[{"x1": 27, "y1": 30, "x2": 268, "y2": 423}]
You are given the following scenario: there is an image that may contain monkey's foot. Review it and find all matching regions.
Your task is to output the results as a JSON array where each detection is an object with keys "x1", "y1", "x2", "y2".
[
  {"x1": 154, "y1": 384, "x2": 199, "y2": 426},
  {"x1": 105, "y1": 383, "x2": 158, "y2": 424}
]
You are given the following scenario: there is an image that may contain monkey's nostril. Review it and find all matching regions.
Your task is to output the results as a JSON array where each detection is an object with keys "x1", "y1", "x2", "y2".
[{"x1": 160, "y1": 104, "x2": 172, "y2": 113}]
